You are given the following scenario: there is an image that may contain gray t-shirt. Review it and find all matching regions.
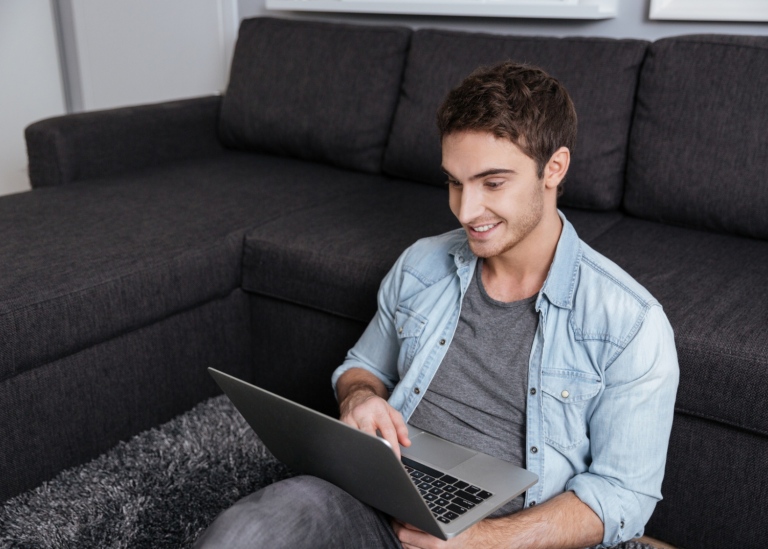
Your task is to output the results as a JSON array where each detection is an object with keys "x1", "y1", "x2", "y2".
[{"x1": 408, "y1": 259, "x2": 538, "y2": 516}]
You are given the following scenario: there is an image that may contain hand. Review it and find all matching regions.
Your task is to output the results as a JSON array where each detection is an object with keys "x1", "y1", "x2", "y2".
[
  {"x1": 339, "y1": 388, "x2": 410, "y2": 458},
  {"x1": 394, "y1": 491, "x2": 605, "y2": 549},
  {"x1": 392, "y1": 520, "x2": 483, "y2": 549}
]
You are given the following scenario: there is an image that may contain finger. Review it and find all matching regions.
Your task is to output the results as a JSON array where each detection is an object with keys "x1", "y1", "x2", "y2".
[
  {"x1": 392, "y1": 520, "x2": 410, "y2": 543},
  {"x1": 395, "y1": 522, "x2": 434, "y2": 549},
  {"x1": 358, "y1": 401, "x2": 404, "y2": 455},
  {"x1": 352, "y1": 400, "x2": 389, "y2": 435},
  {"x1": 399, "y1": 522, "x2": 427, "y2": 535},
  {"x1": 375, "y1": 416, "x2": 403, "y2": 458},
  {"x1": 342, "y1": 398, "x2": 407, "y2": 456},
  {"x1": 391, "y1": 519, "x2": 409, "y2": 547},
  {"x1": 340, "y1": 414, "x2": 361, "y2": 430},
  {"x1": 342, "y1": 410, "x2": 377, "y2": 436},
  {"x1": 391, "y1": 519, "x2": 419, "y2": 535},
  {"x1": 389, "y1": 407, "x2": 412, "y2": 448}
]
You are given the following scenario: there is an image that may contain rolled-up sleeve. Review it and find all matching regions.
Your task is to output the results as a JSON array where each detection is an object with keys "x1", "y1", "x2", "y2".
[{"x1": 566, "y1": 304, "x2": 679, "y2": 547}]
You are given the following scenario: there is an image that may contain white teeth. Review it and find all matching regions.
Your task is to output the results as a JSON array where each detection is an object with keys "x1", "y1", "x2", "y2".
[{"x1": 474, "y1": 224, "x2": 496, "y2": 233}]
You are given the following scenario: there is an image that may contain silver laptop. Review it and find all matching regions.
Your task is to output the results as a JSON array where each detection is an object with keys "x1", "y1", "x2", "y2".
[{"x1": 209, "y1": 368, "x2": 538, "y2": 540}]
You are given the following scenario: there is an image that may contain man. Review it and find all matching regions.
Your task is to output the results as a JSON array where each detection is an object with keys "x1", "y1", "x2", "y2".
[{"x1": 195, "y1": 61, "x2": 679, "y2": 549}]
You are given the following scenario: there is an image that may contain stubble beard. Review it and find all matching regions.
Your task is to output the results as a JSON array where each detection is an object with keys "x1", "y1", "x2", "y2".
[{"x1": 467, "y1": 181, "x2": 545, "y2": 260}]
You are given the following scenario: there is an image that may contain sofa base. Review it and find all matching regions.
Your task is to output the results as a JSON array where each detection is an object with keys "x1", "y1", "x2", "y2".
[
  {"x1": 249, "y1": 293, "x2": 367, "y2": 417},
  {"x1": 647, "y1": 412, "x2": 768, "y2": 549},
  {"x1": 0, "y1": 289, "x2": 252, "y2": 502}
]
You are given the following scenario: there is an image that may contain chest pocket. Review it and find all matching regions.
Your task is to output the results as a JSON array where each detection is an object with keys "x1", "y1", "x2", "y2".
[
  {"x1": 394, "y1": 307, "x2": 428, "y2": 374},
  {"x1": 542, "y1": 368, "x2": 602, "y2": 451}
]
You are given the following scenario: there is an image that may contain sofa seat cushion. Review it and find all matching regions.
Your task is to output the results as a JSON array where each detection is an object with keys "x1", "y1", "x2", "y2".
[
  {"x1": 243, "y1": 177, "x2": 458, "y2": 323},
  {"x1": 0, "y1": 153, "x2": 370, "y2": 381},
  {"x1": 588, "y1": 218, "x2": 768, "y2": 436},
  {"x1": 382, "y1": 29, "x2": 648, "y2": 210},
  {"x1": 559, "y1": 207, "x2": 624, "y2": 243},
  {"x1": 219, "y1": 17, "x2": 411, "y2": 174},
  {"x1": 626, "y1": 34, "x2": 768, "y2": 239},
  {"x1": 242, "y1": 188, "x2": 624, "y2": 324}
]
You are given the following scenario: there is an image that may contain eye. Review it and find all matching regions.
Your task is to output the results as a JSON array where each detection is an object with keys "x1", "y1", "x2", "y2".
[
  {"x1": 485, "y1": 180, "x2": 504, "y2": 189},
  {"x1": 446, "y1": 179, "x2": 462, "y2": 188}
]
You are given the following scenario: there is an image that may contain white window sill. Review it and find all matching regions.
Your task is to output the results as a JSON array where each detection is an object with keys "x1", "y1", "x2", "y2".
[{"x1": 265, "y1": 0, "x2": 617, "y2": 20}]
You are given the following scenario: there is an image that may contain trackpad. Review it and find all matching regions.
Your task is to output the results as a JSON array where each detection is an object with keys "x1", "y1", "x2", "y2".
[{"x1": 406, "y1": 433, "x2": 477, "y2": 470}]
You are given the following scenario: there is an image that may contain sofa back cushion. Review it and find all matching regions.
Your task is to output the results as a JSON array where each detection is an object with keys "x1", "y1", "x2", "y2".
[
  {"x1": 382, "y1": 29, "x2": 648, "y2": 210},
  {"x1": 219, "y1": 17, "x2": 411, "y2": 174},
  {"x1": 625, "y1": 35, "x2": 768, "y2": 239}
]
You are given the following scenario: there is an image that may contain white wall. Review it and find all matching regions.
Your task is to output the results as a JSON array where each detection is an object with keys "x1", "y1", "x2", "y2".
[
  {"x1": 0, "y1": 0, "x2": 67, "y2": 196},
  {"x1": 2, "y1": 0, "x2": 763, "y2": 199},
  {"x1": 240, "y1": 0, "x2": 768, "y2": 39},
  {"x1": 58, "y1": 0, "x2": 239, "y2": 112}
]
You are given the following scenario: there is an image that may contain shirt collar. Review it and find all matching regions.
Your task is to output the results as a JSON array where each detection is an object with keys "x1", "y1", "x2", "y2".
[
  {"x1": 449, "y1": 210, "x2": 582, "y2": 310},
  {"x1": 449, "y1": 233, "x2": 473, "y2": 268},
  {"x1": 538, "y1": 210, "x2": 582, "y2": 310}
]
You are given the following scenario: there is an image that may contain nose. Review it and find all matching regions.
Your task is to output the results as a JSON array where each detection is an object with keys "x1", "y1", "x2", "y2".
[{"x1": 456, "y1": 184, "x2": 485, "y2": 225}]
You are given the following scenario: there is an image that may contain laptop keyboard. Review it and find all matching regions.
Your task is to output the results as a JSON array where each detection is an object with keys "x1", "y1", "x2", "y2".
[{"x1": 401, "y1": 456, "x2": 494, "y2": 524}]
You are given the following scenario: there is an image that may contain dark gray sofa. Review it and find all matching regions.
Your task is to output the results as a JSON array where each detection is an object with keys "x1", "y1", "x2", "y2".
[{"x1": 2, "y1": 16, "x2": 767, "y2": 549}]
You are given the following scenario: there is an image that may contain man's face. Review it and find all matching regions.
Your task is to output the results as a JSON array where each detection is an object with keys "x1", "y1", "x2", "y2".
[{"x1": 442, "y1": 131, "x2": 548, "y2": 262}]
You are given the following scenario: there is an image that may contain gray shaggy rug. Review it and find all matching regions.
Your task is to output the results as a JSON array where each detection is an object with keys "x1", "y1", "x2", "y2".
[
  {"x1": 0, "y1": 395, "x2": 292, "y2": 549},
  {"x1": 0, "y1": 395, "x2": 660, "y2": 549}
]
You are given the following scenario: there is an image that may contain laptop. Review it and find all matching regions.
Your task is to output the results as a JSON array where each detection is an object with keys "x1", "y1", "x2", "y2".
[{"x1": 208, "y1": 368, "x2": 538, "y2": 540}]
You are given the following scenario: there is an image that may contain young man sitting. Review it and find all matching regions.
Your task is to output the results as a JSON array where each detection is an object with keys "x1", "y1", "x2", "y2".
[{"x1": 195, "y1": 61, "x2": 679, "y2": 549}]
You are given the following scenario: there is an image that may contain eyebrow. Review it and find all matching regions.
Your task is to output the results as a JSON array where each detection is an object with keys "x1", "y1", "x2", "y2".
[{"x1": 441, "y1": 167, "x2": 517, "y2": 181}]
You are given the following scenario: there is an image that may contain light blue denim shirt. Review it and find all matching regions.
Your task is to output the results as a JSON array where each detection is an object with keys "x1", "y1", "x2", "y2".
[{"x1": 332, "y1": 212, "x2": 679, "y2": 547}]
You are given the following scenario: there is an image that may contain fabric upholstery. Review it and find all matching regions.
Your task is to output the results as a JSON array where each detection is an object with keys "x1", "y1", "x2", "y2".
[
  {"x1": 243, "y1": 177, "x2": 458, "y2": 323},
  {"x1": 0, "y1": 290, "x2": 252, "y2": 501},
  {"x1": 0, "y1": 154, "x2": 366, "y2": 379},
  {"x1": 646, "y1": 413, "x2": 768, "y2": 549},
  {"x1": 25, "y1": 96, "x2": 224, "y2": 188},
  {"x1": 558, "y1": 207, "x2": 624, "y2": 243},
  {"x1": 250, "y1": 295, "x2": 367, "y2": 417},
  {"x1": 219, "y1": 17, "x2": 411, "y2": 174},
  {"x1": 588, "y1": 218, "x2": 768, "y2": 436},
  {"x1": 382, "y1": 29, "x2": 648, "y2": 210},
  {"x1": 625, "y1": 35, "x2": 768, "y2": 239}
]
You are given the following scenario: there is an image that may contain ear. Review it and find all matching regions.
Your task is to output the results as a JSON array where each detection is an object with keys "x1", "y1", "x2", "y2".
[{"x1": 543, "y1": 147, "x2": 570, "y2": 190}]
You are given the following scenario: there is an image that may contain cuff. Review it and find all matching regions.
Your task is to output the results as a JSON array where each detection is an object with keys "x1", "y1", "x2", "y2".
[{"x1": 566, "y1": 473, "x2": 637, "y2": 547}]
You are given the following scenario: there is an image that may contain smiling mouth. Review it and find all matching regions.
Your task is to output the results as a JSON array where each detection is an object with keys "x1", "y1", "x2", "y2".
[{"x1": 467, "y1": 222, "x2": 501, "y2": 236}]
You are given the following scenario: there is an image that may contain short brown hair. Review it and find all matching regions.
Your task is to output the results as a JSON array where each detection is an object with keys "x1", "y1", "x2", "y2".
[{"x1": 437, "y1": 61, "x2": 577, "y2": 193}]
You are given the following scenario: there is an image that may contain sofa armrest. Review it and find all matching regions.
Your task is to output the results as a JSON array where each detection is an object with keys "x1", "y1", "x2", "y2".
[{"x1": 25, "y1": 95, "x2": 224, "y2": 188}]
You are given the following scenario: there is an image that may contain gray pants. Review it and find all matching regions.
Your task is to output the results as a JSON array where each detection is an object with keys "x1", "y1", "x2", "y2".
[{"x1": 193, "y1": 475, "x2": 403, "y2": 549}]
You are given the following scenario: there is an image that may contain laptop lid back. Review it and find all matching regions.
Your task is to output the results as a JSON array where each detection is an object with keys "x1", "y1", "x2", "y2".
[{"x1": 208, "y1": 368, "x2": 446, "y2": 538}]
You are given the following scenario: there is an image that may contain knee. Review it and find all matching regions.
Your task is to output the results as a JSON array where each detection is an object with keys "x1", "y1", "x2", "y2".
[
  {"x1": 276, "y1": 475, "x2": 347, "y2": 510},
  {"x1": 194, "y1": 476, "x2": 349, "y2": 549}
]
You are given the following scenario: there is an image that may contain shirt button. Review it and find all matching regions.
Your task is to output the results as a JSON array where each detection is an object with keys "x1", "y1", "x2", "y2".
[
  {"x1": 529, "y1": 501, "x2": 537, "y2": 507},
  {"x1": 530, "y1": 446, "x2": 538, "y2": 454},
  {"x1": 620, "y1": 520, "x2": 625, "y2": 529},
  {"x1": 414, "y1": 387, "x2": 420, "y2": 394},
  {"x1": 530, "y1": 388, "x2": 536, "y2": 395},
  {"x1": 439, "y1": 339, "x2": 446, "y2": 345},
  {"x1": 561, "y1": 390, "x2": 570, "y2": 398}
]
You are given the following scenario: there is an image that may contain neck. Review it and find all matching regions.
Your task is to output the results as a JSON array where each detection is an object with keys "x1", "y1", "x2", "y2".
[{"x1": 481, "y1": 209, "x2": 562, "y2": 302}]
